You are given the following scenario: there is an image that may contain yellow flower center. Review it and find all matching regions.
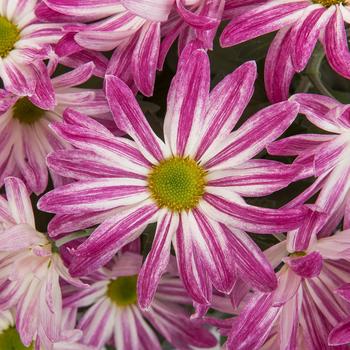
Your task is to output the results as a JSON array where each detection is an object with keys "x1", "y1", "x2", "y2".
[
  {"x1": 13, "y1": 98, "x2": 45, "y2": 124},
  {"x1": 107, "y1": 275, "x2": 138, "y2": 307},
  {"x1": 0, "y1": 327, "x2": 33, "y2": 349},
  {"x1": 312, "y1": 0, "x2": 344, "y2": 7},
  {"x1": 0, "y1": 17, "x2": 20, "y2": 58},
  {"x1": 148, "y1": 156, "x2": 206, "y2": 212}
]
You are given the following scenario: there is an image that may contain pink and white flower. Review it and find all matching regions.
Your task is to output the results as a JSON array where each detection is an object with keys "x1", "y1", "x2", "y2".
[
  {"x1": 224, "y1": 213, "x2": 350, "y2": 350},
  {"x1": 39, "y1": 0, "x2": 174, "y2": 96},
  {"x1": 0, "y1": 0, "x2": 63, "y2": 103},
  {"x1": 221, "y1": 0, "x2": 350, "y2": 102},
  {"x1": 268, "y1": 93, "x2": 350, "y2": 237},
  {"x1": 0, "y1": 62, "x2": 114, "y2": 194},
  {"x1": 62, "y1": 249, "x2": 218, "y2": 350},
  {"x1": 38, "y1": 49, "x2": 306, "y2": 310},
  {"x1": 0, "y1": 177, "x2": 86, "y2": 348}
]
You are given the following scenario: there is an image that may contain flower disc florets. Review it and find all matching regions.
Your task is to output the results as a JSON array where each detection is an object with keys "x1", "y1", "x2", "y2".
[
  {"x1": 0, "y1": 327, "x2": 33, "y2": 350},
  {"x1": 107, "y1": 275, "x2": 138, "y2": 307},
  {"x1": 0, "y1": 17, "x2": 19, "y2": 58},
  {"x1": 148, "y1": 156, "x2": 206, "y2": 212},
  {"x1": 312, "y1": 0, "x2": 344, "y2": 7},
  {"x1": 13, "y1": 98, "x2": 45, "y2": 124}
]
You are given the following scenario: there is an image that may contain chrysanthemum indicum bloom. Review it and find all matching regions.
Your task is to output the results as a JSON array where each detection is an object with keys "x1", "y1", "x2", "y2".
[
  {"x1": 268, "y1": 93, "x2": 350, "y2": 236},
  {"x1": 0, "y1": 309, "x2": 93, "y2": 349},
  {"x1": 62, "y1": 249, "x2": 218, "y2": 349},
  {"x1": 39, "y1": 0, "x2": 174, "y2": 96},
  {"x1": 225, "y1": 212, "x2": 350, "y2": 350},
  {"x1": 0, "y1": 61, "x2": 115, "y2": 195},
  {"x1": 0, "y1": 0, "x2": 63, "y2": 103},
  {"x1": 221, "y1": 0, "x2": 350, "y2": 103},
  {"x1": 39, "y1": 49, "x2": 306, "y2": 310},
  {"x1": 0, "y1": 177, "x2": 86, "y2": 348}
]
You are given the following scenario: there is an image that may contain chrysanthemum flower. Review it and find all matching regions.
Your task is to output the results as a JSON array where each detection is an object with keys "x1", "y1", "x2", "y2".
[
  {"x1": 225, "y1": 213, "x2": 350, "y2": 350},
  {"x1": 39, "y1": 0, "x2": 174, "y2": 96},
  {"x1": 221, "y1": 0, "x2": 350, "y2": 102},
  {"x1": 268, "y1": 93, "x2": 350, "y2": 236},
  {"x1": 0, "y1": 177, "x2": 86, "y2": 348},
  {"x1": 0, "y1": 61, "x2": 115, "y2": 194},
  {"x1": 39, "y1": 49, "x2": 306, "y2": 310},
  {"x1": 158, "y1": 0, "x2": 225, "y2": 69},
  {"x1": 0, "y1": 0, "x2": 63, "y2": 103},
  {"x1": 62, "y1": 250, "x2": 218, "y2": 349}
]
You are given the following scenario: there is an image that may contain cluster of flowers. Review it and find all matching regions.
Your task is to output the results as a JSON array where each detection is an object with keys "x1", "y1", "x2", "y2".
[{"x1": 1, "y1": 0, "x2": 350, "y2": 349}]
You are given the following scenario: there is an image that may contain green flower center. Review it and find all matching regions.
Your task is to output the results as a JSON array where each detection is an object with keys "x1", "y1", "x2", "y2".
[
  {"x1": 312, "y1": 0, "x2": 344, "y2": 7},
  {"x1": 13, "y1": 98, "x2": 45, "y2": 124},
  {"x1": 0, "y1": 17, "x2": 20, "y2": 58},
  {"x1": 148, "y1": 156, "x2": 206, "y2": 212},
  {"x1": 289, "y1": 251, "x2": 306, "y2": 257},
  {"x1": 0, "y1": 327, "x2": 33, "y2": 349},
  {"x1": 106, "y1": 275, "x2": 138, "y2": 307}
]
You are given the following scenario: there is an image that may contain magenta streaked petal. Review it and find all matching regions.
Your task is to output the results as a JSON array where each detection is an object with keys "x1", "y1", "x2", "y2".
[
  {"x1": 222, "y1": 225, "x2": 277, "y2": 292},
  {"x1": 70, "y1": 201, "x2": 158, "y2": 276},
  {"x1": 105, "y1": 75, "x2": 166, "y2": 163},
  {"x1": 202, "y1": 192, "x2": 306, "y2": 234},
  {"x1": 114, "y1": 307, "x2": 140, "y2": 349},
  {"x1": 122, "y1": 0, "x2": 173, "y2": 21},
  {"x1": 286, "y1": 252, "x2": 323, "y2": 278},
  {"x1": 4, "y1": 177, "x2": 35, "y2": 227},
  {"x1": 336, "y1": 284, "x2": 350, "y2": 302},
  {"x1": 220, "y1": 1, "x2": 308, "y2": 47},
  {"x1": 164, "y1": 48, "x2": 210, "y2": 157},
  {"x1": 227, "y1": 293, "x2": 280, "y2": 350},
  {"x1": 39, "y1": 178, "x2": 148, "y2": 214},
  {"x1": 132, "y1": 22, "x2": 160, "y2": 97},
  {"x1": 264, "y1": 27, "x2": 295, "y2": 103},
  {"x1": 329, "y1": 317, "x2": 350, "y2": 346},
  {"x1": 138, "y1": 211, "x2": 178, "y2": 310},
  {"x1": 0, "y1": 224, "x2": 43, "y2": 250},
  {"x1": 207, "y1": 159, "x2": 301, "y2": 197},
  {"x1": 202, "y1": 101, "x2": 299, "y2": 170},
  {"x1": 323, "y1": 7, "x2": 350, "y2": 79},
  {"x1": 195, "y1": 61, "x2": 257, "y2": 160},
  {"x1": 291, "y1": 5, "x2": 332, "y2": 72}
]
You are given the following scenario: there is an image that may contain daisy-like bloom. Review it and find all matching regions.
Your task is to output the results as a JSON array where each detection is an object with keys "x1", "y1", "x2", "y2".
[
  {"x1": 0, "y1": 309, "x2": 93, "y2": 349},
  {"x1": 221, "y1": 0, "x2": 350, "y2": 103},
  {"x1": 62, "y1": 249, "x2": 219, "y2": 350},
  {"x1": 225, "y1": 212, "x2": 350, "y2": 350},
  {"x1": 0, "y1": 61, "x2": 115, "y2": 195},
  {"x1": 0, "y1": 0, "x2": 63, "y2": 103},
  {"x1": 38, "y1": 49, "x2": 306, "y2": 311},
  {"x1": 0, "y1": 177, "x2": 86, "y2": 348},
  {"x1": 38, "y1": 0, "x2": 174, "y2": 96},
  {"x1": 158, "y1": 0, "x2": 225, "y2": 69},
  {"x1": 268, "y1": 93, "x2": 350, "y2": 236}
]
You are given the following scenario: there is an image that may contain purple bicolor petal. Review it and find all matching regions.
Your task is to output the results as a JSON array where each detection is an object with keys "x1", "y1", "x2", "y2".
[
  {"x1": 207, "y1": 159, "x2": 301, "y2": 197},
  {"x1": 202, "y1": 192, "x2": 306, "y2": 233},
  {"x1": 4, "y1": 177, "x2": 35, "y2": 227},
  {"x1": 38, "y1": 178, "x2": 148, "y2": 213},
  {"x1": 227, "y1": 293, "x2": 280, "y2": 350},
  {"x1": 70, "y1": 201, "x2": 158, "y2": 276},
  {"x1": 323, "y1": 7, "x2": 350, "y2": 79},
  {"x1": 223, "y1": 225, "x2": 277, "y2": 292},
  {"x1": 164, "y1": 49, "x2": 210, "y2": 157},
  {"x1": 202, "y1": 101, "x2": 299, "y2": 169},
  {"x1": 264, "y1": 27, "x2": 295, "y2": 103},
  {"x1": 195, "y1": 61, "x2": 257, "y2": 160},
  {"x1": 329, "y1": 318, "x2": 350, "y2": 346},
  {"x1": 285, "y1": 251, "x2": 323, "y2": 278},
  {"x1": 122, "y1": 0, "x2": 173, "y2": 22},
  {"x1": 336, "y1": 284, "x2": 350, "y2": 303},
  {"x1": 105, "y1": 75, "x2": 165, "y2": 163},
  {"x1": 132, "y1": 22, "x2": 160, "y2": 97},
  {"x1": 138, "y1": 211, "x2": 179, "y2": 310},
  {"x1": 291, "y1": 6, "x2": 333, "y2": 72}
]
